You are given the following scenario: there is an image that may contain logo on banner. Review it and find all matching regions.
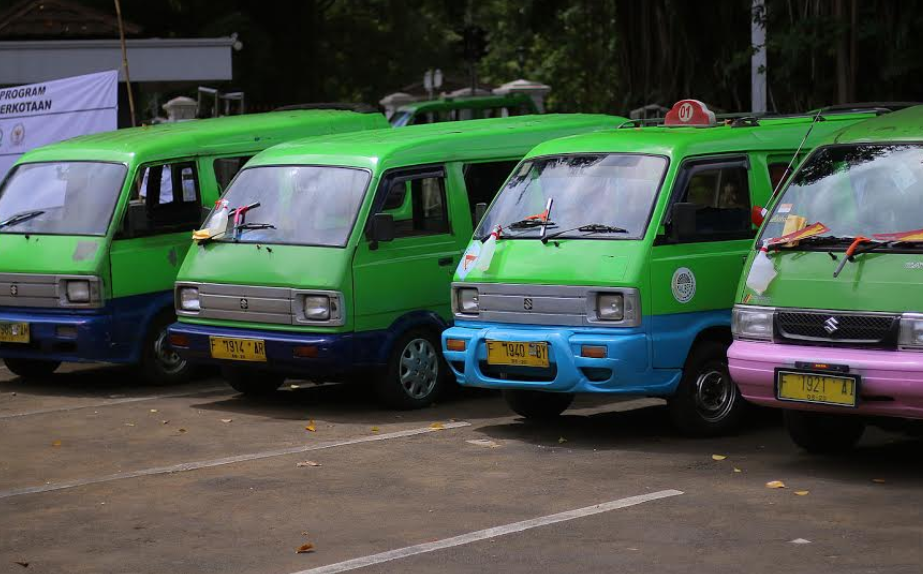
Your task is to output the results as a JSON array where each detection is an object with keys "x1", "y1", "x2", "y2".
[{"x1": 10, "y1": 124, "x2": 24, "y2": 147}]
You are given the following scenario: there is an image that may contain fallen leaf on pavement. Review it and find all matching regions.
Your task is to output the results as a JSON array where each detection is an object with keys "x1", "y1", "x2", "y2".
[
  {"x1": 430, "y1": 422, "x2": 445, "y2": 430},
  {"x1": 766, "y1": 480, "x2": 786, "y2": 489},
  {"x1": 872, "y1": 478, "x2": 886, "y2": 484},
  {"x1": 14, "y1": 561, "x2": 28, "y2": 568},
  {"x1": 161, "y1": 420, "x2": 169, "y2": 425},
  {"x1": 124, "y1": 422, "x2": 135, "y2": 427},
  {"x1": 178, "y1": 428, "x2": 187, "y2": 433},
  {"x1": 466, "y1": 439, "x2": 501, "y2": 448},
  {"x1": 297, "y1": 461, "x2": 321, "y2": 467},
  {"x1": 712, "y1": 454, "x2": 727, "y2": 461},
  {"x1": 558, "y1": 437, "x2": 568, "y2": 444},
  {"x1": 220, "y1": 419, "x2": 233, "y2": 424},
  {"x1": 789, "y1": 538, "x2": 811, "y2": 544},
  {"x1": 51, "y1": 440, "x2": 62, "y2": 447},
  {"x1": 371, "y1": 426, "x2": 379, "y2": 433},
  {"x1": 296, "y1": 543, "x2": 315, "y2": 554},
  {"x1": 150, "y1": 409, "x2": 158, "y2": 413},
  {"x1": 795, "y1": 490, "x2": 810, "y2": 496},
  {"x1": 733, "y1": 468, "x2": 742, "y2": 473},
  {"x1": 305, "y1": 420, "x2": 316, "y2": 432}
]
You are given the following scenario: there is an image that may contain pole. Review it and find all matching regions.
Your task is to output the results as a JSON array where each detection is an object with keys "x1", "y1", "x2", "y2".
[
  {"x1": 114, "y1": 0, "x2": 136, "y2": 127},
  {"x1": 751, "y1": 0, "x2": 767, "y2": 114}
]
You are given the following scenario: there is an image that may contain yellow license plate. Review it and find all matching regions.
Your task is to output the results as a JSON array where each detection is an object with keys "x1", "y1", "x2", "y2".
[
  {"x1": 0, "y1": 322, "x2": 29, "y2": 343},
  {"x1": 486, "y1": 340, "x2": 549, "y2": 368},
  {"x1": 209, "y1": 337, "x2": 266, "y2": 362},
  {"x1": 776, "y1": 370, "x2": 858, "y2": 407}
]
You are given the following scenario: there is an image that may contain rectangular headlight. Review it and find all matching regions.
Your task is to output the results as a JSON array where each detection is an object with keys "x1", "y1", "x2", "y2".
[
  {"x1": 66, "y1": 280, "x2": 91, "y2": 303},
  {"x1": 898, "y1": 313, "x2": 923, "y2": 349},
  {"x1": 457, "y1": 287, "x2": 479, "y2": 314},
  {"x1": 178, "y1": 287, "x2": 200, "y2": 312},
  {"x1": 596, "y1": 293, "x2": 624, "y2": 321},
  {"x1": 304, "y1": 295, "x2": 331, "y2": 320},
  {"x1": 732, "y1": 305, "x2": 774, "y2": 341}
]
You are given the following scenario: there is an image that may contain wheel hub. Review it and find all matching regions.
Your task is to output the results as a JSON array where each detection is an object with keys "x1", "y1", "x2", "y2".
[
  {"x1": 154, "y1": 328, "x2": 186, "y2": 375},
  {"x1": 693, "y1": 368, "x2": 734, "y2": 422},
  {"x1": 399, "y1": 338, "x2": 438, "y2": 399}
]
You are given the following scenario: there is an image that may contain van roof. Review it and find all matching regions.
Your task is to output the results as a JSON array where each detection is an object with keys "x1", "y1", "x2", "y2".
[
  {"x1": 397, "y1": 93, "x2": 534, "y2": 113},
  {"x1": 830, "y1": 104, "x2": 923, "y2": 144},
  {"x1": 525, "y1": 112, "x2": 881, "y2": 160},
  {"x1": 16, "y1": 110, "x2": 389, "y2": 165},
  {"x1": 247, "y1": 114, "x2": 625, "y2": 171}
]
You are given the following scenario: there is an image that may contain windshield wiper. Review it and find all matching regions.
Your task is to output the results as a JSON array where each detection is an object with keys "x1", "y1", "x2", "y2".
[
  {"x1": 233, "y1": 222, "x2": 276, "y2": 239},
  {"x1": 542, "y1": 223, "x2": 628, "y2": 244},
  {"x1": 833, "y1": 237, "x2": 923, "y2": 278},
  {"x1": 486, "y1": 198, "x2": 556, "y2": 240},
  {"x1": 0, "y1": 209, "x2": 45, "y2": 230},
  {"x1": 770, "y1": 234, "x2": 850, "y2": 250}
]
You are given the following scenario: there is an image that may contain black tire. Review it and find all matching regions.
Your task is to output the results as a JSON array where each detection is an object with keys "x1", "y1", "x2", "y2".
[
  {"x1": 138, "y1": 312, "x2": 191, "y2": 386},
  {"x1": 784, "y1": 410, "x2": 865, "y2": 454},
  {"x1": 4, "y1": 358, "x2": 60, "y2": 379},
  {"x1": 222, "y1": 366, "x2": 285, "y2": 396},
  {"x1": 503, "y1": 389, "x2": 574, "y2": 420},
  {"x1": 375, "y1": 328, "x2": 448, "y2": 410},
  {"x1": 668, "y1": 340, "x2": 746, "y2": 437}
]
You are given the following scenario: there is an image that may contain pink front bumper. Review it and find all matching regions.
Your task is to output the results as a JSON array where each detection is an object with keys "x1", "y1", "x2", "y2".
[{"x1": 728, "y1": 340, "x2": 923, "y2": 419}]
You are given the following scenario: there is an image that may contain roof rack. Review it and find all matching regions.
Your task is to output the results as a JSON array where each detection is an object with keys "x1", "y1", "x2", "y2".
[{"x1": 274, "y1": 102, "x2": 379, "y2": 114}]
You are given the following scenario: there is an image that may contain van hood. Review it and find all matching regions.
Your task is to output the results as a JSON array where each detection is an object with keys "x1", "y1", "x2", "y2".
[
  {"x1": 455, "y1": 238, "x2": 642, "y2": 287},
  {"x1": 0, "y1": 234, "x2": 105, "y2": 275},
  {"x1": 740, "y1": 250, "x2": 923, "y2": 313},
  {"x1": 177, "y1": 241, "x2": 349, "y2": 291}
]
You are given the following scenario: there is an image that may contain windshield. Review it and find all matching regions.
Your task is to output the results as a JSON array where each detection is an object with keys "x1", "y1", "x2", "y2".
[
  {"x1": 390, "y1": 111, "x2": 412, "y2": 127},
  {"x1": 0, "y1": 161, "x2": 126, "y2": 236},
  {"x1": 204, "y1": 165, "x2": 371, "y2": 247},
  {"x1": 759, "y1": 145, "x2": 923, "y2": 245},
  {"x1": 475, "y1": 154, "x2": 668, "y2": 240}
]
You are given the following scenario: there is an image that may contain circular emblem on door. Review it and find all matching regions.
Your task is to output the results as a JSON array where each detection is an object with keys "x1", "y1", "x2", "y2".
[
  {"x1": 523, "y1": 297, "x2": 533, "y2": 311},
  {"x1": 671, "y1": 267, "x2": 696, "y2": 304},
  {"x1": 240, "y1": 298, "x2": 249, "y2": 310},
  {"x1": 10, "y1": 285, "x2": 18, "y2": 296}
]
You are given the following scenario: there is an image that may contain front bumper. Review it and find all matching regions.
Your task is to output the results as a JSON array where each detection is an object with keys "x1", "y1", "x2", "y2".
[
  {"x1": 441, "y1": 322, "x2": 680, "y2": 395},
  {"x1": 168, "y1": 322, "x2": 361, "y2": 378},
  {"x1": 729, "y1": 340, "x2": 923, "y2": 419},
  {"x1": 0, "y1": 307, "x2": 115, "y2": 363}
]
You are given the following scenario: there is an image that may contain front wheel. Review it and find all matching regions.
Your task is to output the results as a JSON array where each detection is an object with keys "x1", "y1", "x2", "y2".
[
  {"x1": 375, "y1": 329, "x2": 448, "y2": 409},
  {"x1": 784, "y1": 410, "x2": 865, "y2": 454},
  {"x1": 504, "y1": 390, "x2": 574, "y2": 420},
  {"x1": 138, "y1": 313, "x2": 191, "y2": 386},
  {"x1": 4, "y1": 358, "x2": 60, "y2": 379},
  {"x1": 668, "y1": 340, "x2": 746, "y2": 437},
  {"x1": 222, "y1": 366, "x2": 284, "y2": 396}
]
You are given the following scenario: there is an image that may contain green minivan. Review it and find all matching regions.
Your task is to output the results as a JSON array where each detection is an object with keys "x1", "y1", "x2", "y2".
[
  {"x1": 441, "y1": 100, "x2": 879, "y2": 435},
  {"x1": 168, "y1": 114, "x2": 623, "y2": 408},
  {"x1": 0, "y1": 110, "x2": 387, "y2": 383}
]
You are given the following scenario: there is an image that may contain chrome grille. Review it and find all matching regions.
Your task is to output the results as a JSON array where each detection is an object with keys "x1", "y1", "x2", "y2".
[
  {"x1": 0, "y1": 273, "x2": 101, "y2": 308},
  {"x1": 176, "y1": 282, "x2": 344, "y2": 326},
  {"x1": 776, "y1": 310, "x2": 898, "y2": 347}
]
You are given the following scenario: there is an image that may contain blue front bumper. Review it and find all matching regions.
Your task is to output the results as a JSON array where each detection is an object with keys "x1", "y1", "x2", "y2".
[
  {"x1": 0, "y1": 307, "x2": 117, "y2": 363},
  {"x1": 168, "y1": 322, "x2": 367, "y2": 378},
  {"x1": 441, "y1": 321, "x2": 681, "y2": 395}
]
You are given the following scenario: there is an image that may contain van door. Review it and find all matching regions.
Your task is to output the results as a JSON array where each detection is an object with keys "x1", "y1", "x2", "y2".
[
  {"x1": 109, "y1": 160, "x2": 202, "y2": 348},
  {"x1": 352, "y1": 165, "x2": 464, "y2": 334},
  {"x1": 649, "y1": 155, "x2": 756, "y2": 368}
]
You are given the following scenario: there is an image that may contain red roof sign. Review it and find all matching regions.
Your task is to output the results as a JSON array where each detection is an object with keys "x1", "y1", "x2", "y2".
[{"x1": 664, "y1": 99, "x2": 716, "y2": 127}]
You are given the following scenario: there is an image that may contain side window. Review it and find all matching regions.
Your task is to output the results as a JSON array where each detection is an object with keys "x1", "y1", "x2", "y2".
[
  {"x1": 462, "y1": 160, "x2": 519, "y2": 225},
  {"x1": 213, "y1": 156, "x2": 252, "y2": 192},
  {"x1": 379, "y1": 171, "x2": 450, "y2": 238},
  {"x1": 675, "y1": 160, "x2": 752, "y2": 240},
  {"x1": 767, "y1": 162, "x2": 790, "y2": 196},
  {"x1": 128, "y1": 161, "x2": 201, "y2": 236}
]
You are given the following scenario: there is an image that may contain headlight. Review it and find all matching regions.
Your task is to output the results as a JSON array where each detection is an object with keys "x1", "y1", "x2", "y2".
[
  {"x1": 596, "y1": 293, "x2": 624, "y2": 321},
  {"x1": 898, "y1": 313, "x2": 923, "y2": 349},
  {"x1": 65, "y1": 280, "x2": 91, "y2": 303},
  {"x1": 456, "y1": 287, "x2": 479, "y2": 314},
  {"x1": 178, "y1": 287, "x2": 200, "y2": 312},
  {"x1": 732, "y1": 305, "x2": 774, "y2": 341},
  {"x1": 303, "y1": 295, "x2": 331, "y2": 320}
]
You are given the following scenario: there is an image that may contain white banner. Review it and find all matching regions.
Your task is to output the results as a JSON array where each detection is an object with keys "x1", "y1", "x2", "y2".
[{"x1": 0, "y1": 70, "x2": 118, "y2": 180}]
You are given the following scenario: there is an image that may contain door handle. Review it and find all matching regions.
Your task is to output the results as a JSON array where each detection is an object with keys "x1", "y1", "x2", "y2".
[{"x1": 438, "y1": 257, "x2": 454, "y2": 267}]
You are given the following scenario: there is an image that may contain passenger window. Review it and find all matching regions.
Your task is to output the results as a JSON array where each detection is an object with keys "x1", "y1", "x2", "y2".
[
  {"x1": 380, "y1": 173, "x2": 450, "y2": 238},
  {"x1": 128, "y1": 161, "x2": 201, "y2": 236},
  {"x1": 462, "y1": 160, "x2": 519, "y2": 225},
  {"x1": 676, "y1": 162, "x2": 752, "y2": 240},
  {"x1": 213, "y1": 156, "x2": 252, "y2": 192}
]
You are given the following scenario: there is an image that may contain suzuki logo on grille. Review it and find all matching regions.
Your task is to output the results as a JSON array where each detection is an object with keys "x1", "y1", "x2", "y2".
[
  {"x1": 240, "y1": 298, "x2": 249, "y2": 310},
  {"x1": 523, "y1": 298, "x2": 533, "y2": 311},
  {"x1": 824, "y1": 316, "x2": 840, "y2": 334},
  {"x1": 9, "y1": 285, "x2": 17, "y2": 296}
]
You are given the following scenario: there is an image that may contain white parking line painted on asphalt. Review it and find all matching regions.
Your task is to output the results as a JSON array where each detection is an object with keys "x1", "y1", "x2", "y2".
[
  {"x1": 0, "y1": 386, "x2": 229, "y2": 420},
  {"x1": 290, "y1": 489, "x2": 683, "y2": 574},
  {"x1": 0, "y1": 421, "x2": 471, "y2": 500}
]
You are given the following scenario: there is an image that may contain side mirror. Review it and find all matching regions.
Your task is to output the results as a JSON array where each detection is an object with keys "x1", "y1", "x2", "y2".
[
  {"x1": 751, "y1": 205, "x2": 766, "y2": 228},
  {"x1": 670, "y1": 202, "x2": 697, "y2": 242},
  {"x1": 474, "y1": 202, "x2": 488, "y2": 226},
  {"x1": 368, "y1": 212, "x2": 394, "y2": 250},
  {"x1": 125, "y1": 203, "x2": 151, "y2": 236}
]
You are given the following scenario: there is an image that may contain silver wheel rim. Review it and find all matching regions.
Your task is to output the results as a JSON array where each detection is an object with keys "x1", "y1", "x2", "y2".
[
  {"x1": 694, "y1": 368, "x2": 735, "y2": 422},
  {"x1": 154, "y1": 328, "x2": 186, "y2": 375},
  {"x1": 399, "y1": 338, "x2": 439, "y2": 400}
]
